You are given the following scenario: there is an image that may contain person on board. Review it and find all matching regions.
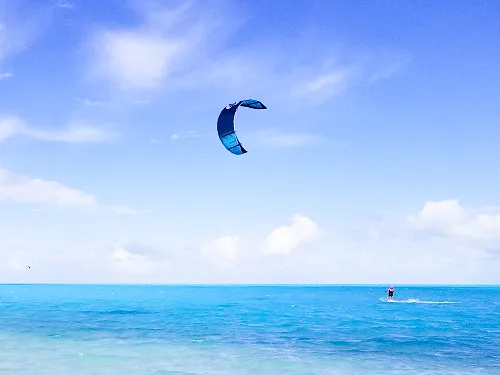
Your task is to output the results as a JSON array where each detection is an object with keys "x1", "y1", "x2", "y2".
[{"x1": 387, "y1": 285, "x2": 395, "y2": 299}]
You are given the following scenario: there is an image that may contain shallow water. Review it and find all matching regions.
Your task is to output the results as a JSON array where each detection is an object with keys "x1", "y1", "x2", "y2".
[{"x1": 1, "y1": 284, "x2": 499, "y2": 374}]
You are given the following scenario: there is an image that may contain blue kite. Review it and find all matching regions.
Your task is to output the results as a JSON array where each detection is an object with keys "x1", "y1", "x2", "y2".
[{"x1": 217, "y1": 99, "x2": 267, "y2": 155}]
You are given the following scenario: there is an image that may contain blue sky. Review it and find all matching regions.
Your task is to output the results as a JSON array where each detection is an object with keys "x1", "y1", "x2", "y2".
[{"x1": 1, "y1": 0, "x2": 499, "y2": 284}]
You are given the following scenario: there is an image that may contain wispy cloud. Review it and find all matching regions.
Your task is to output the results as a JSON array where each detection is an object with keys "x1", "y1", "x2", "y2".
[
  {"x1": 0, "y1": 1, "x2": 53, "y2": 64},
  {"x1": 83, "y1": 1, "x2": 407, "y2": 105},
  {"x1": 170, "y1": 130, "x2": 203, "y2": 141},
  {"x1": 236, "y1": 128, "x2": 336, "y2": 151},
  {"x1": 74, "y1": 97, "x2": 110, "y2": 108},
  {"x1": 289, "y1": 66, "x2": 359, "y2": 104},
  {"x1": 367, "y1": 54, "x2": 411, "y2": 83},
  {"x1": 56, "y1": 0, "x2": 74, "y2": 9},
  {"x1": 249, "y1": 130, "x2": 322, "y2": 149},
  {"x1": 0, "y1": 168, "x2": 140, "y2": 215},
  {"x1": 0, "y1": 72, "x2": 12, "y2": 80},
  {"x1": 30, "y1": 123, "x2": 116, "y2": 143},
  {"x1": 85, "y1": 0, "x2": 217, "y2": 91},
  {"x1": 0, "y1": 116, "x2": 116, "y2": 143}
]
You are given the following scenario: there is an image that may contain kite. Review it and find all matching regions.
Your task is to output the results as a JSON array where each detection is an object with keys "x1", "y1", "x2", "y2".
[{"x1": 217, "y1": 99, "x2": 267, "y2": 155}]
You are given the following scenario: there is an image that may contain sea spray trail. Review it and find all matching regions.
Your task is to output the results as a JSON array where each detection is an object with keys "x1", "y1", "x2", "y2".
[
  {"x1": 0, "y1": 284, "x2": 499, "y2": 375},
  {"x1": 379, "y1": 297, "x2": 459, "y2": 304}
]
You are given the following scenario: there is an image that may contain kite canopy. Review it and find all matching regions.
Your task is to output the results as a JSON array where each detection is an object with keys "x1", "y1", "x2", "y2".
[{"x1": 217, "y1": 99, "x2": 267, "y2": 155}]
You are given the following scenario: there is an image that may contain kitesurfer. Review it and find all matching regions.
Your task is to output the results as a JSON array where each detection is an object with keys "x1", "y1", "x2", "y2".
[{"x1": 387, "y1": 285, "x2": 394, "y2": 299}]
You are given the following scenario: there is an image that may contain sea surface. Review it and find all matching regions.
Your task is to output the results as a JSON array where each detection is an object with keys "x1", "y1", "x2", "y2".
[{"x1": 0, "y1": 284, "x2": 499, "y2": 374}]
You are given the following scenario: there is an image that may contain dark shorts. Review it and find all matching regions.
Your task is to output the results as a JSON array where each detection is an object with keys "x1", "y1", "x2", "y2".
[{"x1": 388, "y1": 291, "x2": 394, "y2": 297}]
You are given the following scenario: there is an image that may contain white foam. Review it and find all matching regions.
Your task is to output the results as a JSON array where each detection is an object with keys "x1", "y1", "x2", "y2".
[{"x1": 379, "y1": 297, "x2": 457, "y2": 304}]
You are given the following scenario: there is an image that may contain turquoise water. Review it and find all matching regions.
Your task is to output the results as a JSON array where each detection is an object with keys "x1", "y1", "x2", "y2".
[{"x1": 0, "y1": 285, "x2": 499, "y2": 374}]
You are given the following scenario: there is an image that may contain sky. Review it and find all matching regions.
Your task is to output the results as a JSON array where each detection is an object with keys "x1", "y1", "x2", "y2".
[{"x1": 1, "y1": 0, "x2": 500, "y2": 285}]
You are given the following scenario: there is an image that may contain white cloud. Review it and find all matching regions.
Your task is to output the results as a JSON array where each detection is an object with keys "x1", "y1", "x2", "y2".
[
  {"x1": 264, "y1": 214, "x2": 321, "y2": 255},
  {"x1": 244, "y1": 129, "x2": 323, "y2": 149},
  {"x1": 90, "y1": 30, "x2": 184, "y2": 90},
  {"x1": 56, "y1": 0, "x2": 74, "y2": 9},
  {"x1": 179, "y1": 49, "x2": 364, "y2": 106},
  {"x1": 83, "y1": 1, "x2": 406, "y2": 106},
  {"x1": 406, "y1": 200, "x2": 500, "y2": 241},
  {"x1": 319, "y1": 199, "x2": 500, "y2": 284},
  {"x1": 367, "y1": 54, "x2": 411, "y2": 83},
  {"x1": 114, "y1": 241, "x2": 164, "y2": 260},
  {"x1": 202, "y1": 236, "x2": 241, "y2": 265},
  {"x1": 0, "y1": 116, "x2": 22, "y2": 140},
  {"x1": 170, "y1": 130, "x2": 203, "y2": 141},
  {"x1": 86, "y1": 1, "x2": 214, "y2": 91},
  {"x1": 0, "y1": 1, "x2": 52, "y2": 64},
  {"x1": 31, "y1": 122, "x2": 116, "y2": 143},
  {"x1": 0, "y1": 168, "x2": 136, "y2": 214},
  {"x1": 74, "y1": 97, "x2": 109, "y2": 107},
  {"x1": 0, "y1": 168, "x2": 97, "y2": 208},
  {"x1": 0, "y1": 116, "x2": 115, "y2": 143},
  {"x1": 0, "y1": 72, "x2": 12, "y2": 79},
  {"x1": 290, "y1": 66, "x2": 357, "y2": 103},
  {"x1": 265, "y1": 133, "x2": 318, "y2": 148},
  {"x1": 1, "y1": 201, "x2": 500, "y2": 284},
  {"x1": 110, "y1": 242, "x2": 169, "y2": 275}
]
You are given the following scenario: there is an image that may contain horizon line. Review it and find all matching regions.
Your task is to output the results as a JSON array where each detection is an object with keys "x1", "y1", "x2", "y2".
[{"x1": 1, "y1": 283, "x2": 499, "y2": 287}]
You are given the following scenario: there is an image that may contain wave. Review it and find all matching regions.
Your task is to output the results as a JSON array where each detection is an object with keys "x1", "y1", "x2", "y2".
[{"x1": 379, "y1": 298, "x2": 457, "y2": 304}]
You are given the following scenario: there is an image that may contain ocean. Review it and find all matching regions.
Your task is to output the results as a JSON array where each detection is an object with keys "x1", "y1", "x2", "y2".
[{"x1": 0, "y1": 284, "x2": 498, "y2": 374}]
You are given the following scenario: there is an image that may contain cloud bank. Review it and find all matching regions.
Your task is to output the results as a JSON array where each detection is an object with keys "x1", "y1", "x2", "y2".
[{"x1": 1, "y1": 200, "x2": 500, "y2": 284}]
